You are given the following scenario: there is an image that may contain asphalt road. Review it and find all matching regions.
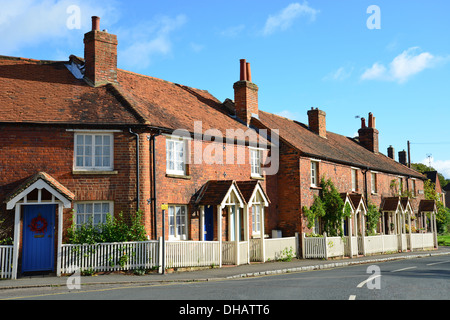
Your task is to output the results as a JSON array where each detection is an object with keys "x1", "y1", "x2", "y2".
[{"x1": 1, "y1": 255, "x2": 449, "y2": 302}]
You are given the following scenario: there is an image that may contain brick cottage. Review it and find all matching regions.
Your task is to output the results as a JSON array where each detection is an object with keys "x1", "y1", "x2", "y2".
[{"x1": 0, "y1": 17, "x2": 437, "y2": 278}]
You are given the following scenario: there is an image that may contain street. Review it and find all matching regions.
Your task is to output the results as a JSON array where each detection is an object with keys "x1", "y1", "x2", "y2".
[{"x1": 1, "y1": 255, "x2": 449, "y2": 301}]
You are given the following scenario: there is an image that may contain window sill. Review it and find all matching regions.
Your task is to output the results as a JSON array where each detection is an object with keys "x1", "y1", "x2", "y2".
[
  {"x1": 166, "y1": 173, "x2": 192, "y2": 180},
  {"x1": 251, "y1": 175, "x2": 265, "y2": 181},
  {"x1": 73, "y1": 170, "x2": 118, "y2": 175},
  {"x1": 310, "y1": 185, "x2": 322, "y2": 190}
]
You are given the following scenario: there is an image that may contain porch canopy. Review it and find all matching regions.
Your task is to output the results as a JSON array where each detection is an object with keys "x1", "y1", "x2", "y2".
[
  {"x1": 380, "y1": 197, "x2": 413, "y2": 235},
  {"x1": 418, "y1": 199, "x2": 438, "y2": 246},
  {"x1": 4, "y1": 172, "x2": 75, "y2": 279},
  {"x1": 194, "y1": 180, "x2": 270, "y2": 265}
]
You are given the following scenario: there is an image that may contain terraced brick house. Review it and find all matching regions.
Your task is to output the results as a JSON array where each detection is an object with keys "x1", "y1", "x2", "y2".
[{"x1": 0, "y1": 17, "x2": 271, "y2": 278}]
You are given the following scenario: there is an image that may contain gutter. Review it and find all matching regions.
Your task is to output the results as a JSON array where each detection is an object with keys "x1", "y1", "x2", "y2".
[{"x1": 129, "y1": 128, "x2": 140, "y2": 211}]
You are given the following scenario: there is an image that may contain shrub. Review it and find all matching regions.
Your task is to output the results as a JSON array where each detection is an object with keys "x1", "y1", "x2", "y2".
[{"x1": 67, "y1": 210, "x2": 147, "y2": 244}]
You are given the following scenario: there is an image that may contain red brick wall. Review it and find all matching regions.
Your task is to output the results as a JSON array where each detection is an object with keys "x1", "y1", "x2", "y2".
[
  {"x1": 152, "y1": 134, "x2": 268, "y2": 241},
  {"x1": 264, "y1": 139, "x2": 425, "y2": 237},
  {"x1": 0, "y1": 125, "x2": 140, "y2": 241}
]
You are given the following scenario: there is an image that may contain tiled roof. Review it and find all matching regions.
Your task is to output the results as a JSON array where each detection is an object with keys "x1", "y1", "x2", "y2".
[
  {"x1": 254, "y1": 111, "x2": 425, "y2": 179},
  {"x1": 418, "y1": 199, "x2": 436, "y2": 213},
  {"x1": 0, "y1": 56, "x2": 142, "y2": 125},
  {"x1": 0, "y1": 55, "x2": 267, "y2": 145},
  {"x1": 194, "y1": 180, "x2": 246, "y2": 206},
  {"x1": 4, "y1": 172, "x2": 75, "y2": 204},
  {"x1": 116, "y1": 70, "x2": 258, "y2": 137}
]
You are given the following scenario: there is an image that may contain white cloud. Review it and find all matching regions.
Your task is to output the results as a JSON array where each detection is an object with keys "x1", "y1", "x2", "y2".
[
  {"x1": 0, "y1": 0, "x2": 118, "y2": 56},
  {"x1": 118, "y1": 14, "x2": 187, "y2": 70},
  {"x1": 421, "y1": 157, "x2": 450, "y2": 179},
  {"x1": 323, "y1": 66, "x2": 353, "y2": 81},
  {"x1": 220, "y1": 24, "x2": 245, "y2": 38},
  {"x1": 276, "y1": 110, "x2": 306, "y2": 122},
  {"x1": 361, "y1": 47, "x2": 447, "y2": 83},
  {"x1": 263, "y1": 2, "x2": 319, "y2": 36}
]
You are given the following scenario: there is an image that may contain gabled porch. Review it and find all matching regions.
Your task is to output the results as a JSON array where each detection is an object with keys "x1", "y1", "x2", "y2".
[
  {"x1": 193, "y1": 180, "x2": 270, "y2": 266},
  {"x1": 4, "y1": 172, "x2": 74, "y2": 279}
]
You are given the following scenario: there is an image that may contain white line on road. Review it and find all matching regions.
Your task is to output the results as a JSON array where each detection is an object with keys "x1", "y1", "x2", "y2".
[
  {"x1": 349, "y1": 295, "x2": 356, "y2": 300},
  {"x1": 426, "y1": 261, "x2": 449, "y2": 266},
  {"x1": 390, "y1": 266, "x2": 417, "y2": 273},
  {"x1": 356, "y1": 275, "x2": 381, "y2": 288}
]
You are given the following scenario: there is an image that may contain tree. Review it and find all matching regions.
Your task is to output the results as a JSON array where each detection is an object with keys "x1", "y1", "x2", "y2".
[{"x1": 411, "y1": 163, "x2": 449, "y2": 188}]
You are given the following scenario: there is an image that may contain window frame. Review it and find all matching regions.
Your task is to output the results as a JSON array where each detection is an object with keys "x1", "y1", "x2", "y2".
[
  {"x1": 252, "y1": 204, "x2": 262, "y2": 236},
  {"x1": 250, "y1": 148, "x2": 263, "y2": 178},
  {"x1": 74, "y1": 132, "x2": 114, "y2": 171},
  {"x1": 310, "y1": 161, "x2": 319, "y2": 187},
  {"x1": 74, "y1": 201, "x2": 113, "y2": 228},
  {"x1": 371, "y1": 172, "x2": 378, "y2": 194},
  {"x1": 351, "y1": 168, "x2": 358, "y2": 192},
  {"x1": 168, "y1": 204, "x2": 188, "y2": 241},
  {"x1": 166, "y1": 137, "x2": 187, "y2": 176}
]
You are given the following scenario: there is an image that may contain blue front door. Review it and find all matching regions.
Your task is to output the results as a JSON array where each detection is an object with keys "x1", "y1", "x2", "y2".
[
  {"x1": 204, "y1": 206, "x2": 214, "y2": 241},
  {"x1": 22, "y1": 205, "x2": 56, "y2": 273}
]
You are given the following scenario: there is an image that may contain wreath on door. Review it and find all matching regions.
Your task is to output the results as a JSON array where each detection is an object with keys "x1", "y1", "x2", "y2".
[{"x1": 29, "y1": 214, "x2": 48, "y2": 234}]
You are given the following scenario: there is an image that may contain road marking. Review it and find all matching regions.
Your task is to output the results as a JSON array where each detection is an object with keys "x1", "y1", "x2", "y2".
[
  {"x1": 426, "y1": 261, "x2": 449, "y2": 266},
  {"x1": 391, "y1": 266, "x2": 417, "y2": 273},
  {"x1": 349, "y1": 295, "x2": 356, "y2": 300},
  {"x1": 356, "y1": 275, "x2": 381, "y2": 288}
]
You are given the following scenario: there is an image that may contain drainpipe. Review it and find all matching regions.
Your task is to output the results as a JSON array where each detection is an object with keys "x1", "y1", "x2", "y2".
[
  {"x1": 129, "y1": 128, "x2": 140, "y2": 211},
  {"x1": 150, "y1": 131, "x2": 162, "y2": 239},
  {"x1": 362, "y1": 167, "x2": 369, "y2": 207}
]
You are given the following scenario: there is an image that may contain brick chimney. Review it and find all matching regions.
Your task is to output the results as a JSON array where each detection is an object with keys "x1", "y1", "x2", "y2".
[
  {"x1": 398, "y1": 150, "x2": 407, "y2": 166},
  {"x1": 233, "y1": 59, "x2": 259, "y2": 126},
  {"x1": 307, "y1": 108, "x2": 327, "y2": 138},
  {"x1": 387, "y1": 145, "x2": 395, "y2": 160},
  {"x1": 358, "y1": 112, "x2": 379, "y2": 153},
  {"x1": 84, "y1": 16, "x2": 118, "y2": 87}
]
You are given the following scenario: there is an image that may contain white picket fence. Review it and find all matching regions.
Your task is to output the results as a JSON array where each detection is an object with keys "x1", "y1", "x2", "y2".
[
  {"x1": 303, "y1": 233, "x2": 436, "y2": 259},
  {"x1": 0, "y1": 246, "x2": 13, "y2": 279},
  {"x1": 165, "y1": 241, "x2": 220, "y2": 268},
  {"x1": 60, "y1": 241, "x2": 159, "y2": 274}
]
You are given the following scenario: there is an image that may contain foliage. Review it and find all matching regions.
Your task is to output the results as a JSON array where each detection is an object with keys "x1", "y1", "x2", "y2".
[
  {"x1": 303, "y1": 177, "x2": 352, "y2": 237},
  {"x1": 67, "y1": 210, "x2": 147, "y2": 244},
  {"x1": 366, "y1": 201, "x2": 381, "y2": 236},
  {"x1": 411, "y1": 163, "x2": 449, "y2": 188},
  {"x1": 0, "y1": 217, "x2": 13, "y2": 245},
  {"x1": 278, "y1": 247, "x2": 295, "y2": 262},
  {"x1": 438, "y1": 234, "x2": 450, "y2": 246},
  {"x1": 424, "y1": 180, "x2": 450, "y2": 234}
]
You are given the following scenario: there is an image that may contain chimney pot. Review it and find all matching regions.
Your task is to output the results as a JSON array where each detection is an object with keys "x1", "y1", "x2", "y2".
[
  {"x1": 368, "y1": 112, "x2": 375, "y2": 128},
  {"x1": 361, "y1": 118, "x2": 366, "y2": 128},
  {"x1": 92, "y1": 16, "x2": 100, "y2": 31},
  {"x1": 246, "y1": 62, "x2": 252, "y2": 83},
  {"x1": 240, "y1": 59, "x2": 247, "y2": 81}
]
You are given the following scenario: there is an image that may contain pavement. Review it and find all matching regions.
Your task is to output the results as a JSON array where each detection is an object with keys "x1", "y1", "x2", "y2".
[{"x1": 1, "y1": 247, "x2": 450, "y2": 290}]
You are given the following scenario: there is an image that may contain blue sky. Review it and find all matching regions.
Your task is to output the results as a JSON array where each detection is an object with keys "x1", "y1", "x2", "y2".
[{"x1": 1, "y1": 0, "x2": 450, "y2": 177}]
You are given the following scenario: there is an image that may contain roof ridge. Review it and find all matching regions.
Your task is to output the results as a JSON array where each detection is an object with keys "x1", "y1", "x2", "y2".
[
  {"x1": 0, "y1": 54, "x2": 63, "y2": 65},
  {"x1": 105, "y1": 83, "x2": 149, "y2": 125}
]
